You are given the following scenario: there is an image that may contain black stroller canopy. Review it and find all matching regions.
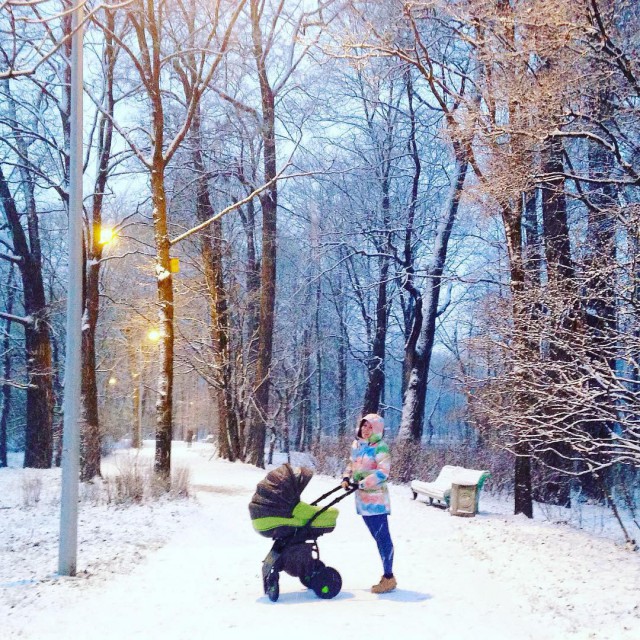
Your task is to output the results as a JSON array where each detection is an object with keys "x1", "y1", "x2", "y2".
[{"x1": 249, "y1": 463, "x2": 313, "y2": 520}]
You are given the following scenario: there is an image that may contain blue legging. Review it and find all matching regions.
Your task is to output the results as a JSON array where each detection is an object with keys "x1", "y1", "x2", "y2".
[{"x1": 362, "y1": 514, "x2": 394, "y2": 576}]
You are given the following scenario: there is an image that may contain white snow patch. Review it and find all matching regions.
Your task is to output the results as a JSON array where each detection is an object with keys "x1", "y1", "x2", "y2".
[
  {"x1": 81, "y1": 308, "x2": 90, "y2": 332},
  {"x1": 155, "y1": 264, "x2": 171, "y2": 281}
]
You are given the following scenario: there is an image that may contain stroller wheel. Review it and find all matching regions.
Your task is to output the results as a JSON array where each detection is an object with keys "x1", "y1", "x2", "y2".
[
  {"x1": 300, "y1": 560, "x2": 325, "y2": 588},
  {"x1": 300, "y1": 574, "x2": 312, "y2": 588},
  {"x1": 266, "y1": 574, "x2": 280, "y2": 602},
  {"x1": 311, "y1": 567, "x2": 342, "y2": 599}
]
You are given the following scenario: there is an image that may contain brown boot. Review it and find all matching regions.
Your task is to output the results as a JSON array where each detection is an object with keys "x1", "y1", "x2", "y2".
[{"x1": 371, "y1": 575, "x2": 397, "y2": 594}]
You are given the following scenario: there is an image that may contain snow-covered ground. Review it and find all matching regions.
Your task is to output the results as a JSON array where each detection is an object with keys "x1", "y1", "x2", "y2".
[{"x1": 1, "y1": 442, "x2": 639, "y2": 640}]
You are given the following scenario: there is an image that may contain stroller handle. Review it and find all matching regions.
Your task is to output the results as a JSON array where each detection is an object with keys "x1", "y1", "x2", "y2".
[
  {"x1": 298, "y1": 481, "x2": 358, "y2": 533},
  {"x1": 310, "y1": 482, "x2": 357, "y2": 506}
]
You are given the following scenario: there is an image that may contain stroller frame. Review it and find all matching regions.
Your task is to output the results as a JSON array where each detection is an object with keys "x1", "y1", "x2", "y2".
[{"x1": 262, "y1": 483, "x2": 357, "y2": 602}]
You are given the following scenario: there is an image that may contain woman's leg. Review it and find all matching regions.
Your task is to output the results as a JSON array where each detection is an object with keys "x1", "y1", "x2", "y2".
[{"x1": 362, "y1": 514, "x2": 394, "y2": 576}]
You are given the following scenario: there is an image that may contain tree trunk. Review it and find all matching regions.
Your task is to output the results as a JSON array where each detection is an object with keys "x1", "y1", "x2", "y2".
[
  {"x1": 280, "y1": 393, "x2": 291, "y2": 459},
  {"x1": 536, "y1": 136, "x2": 574, "y2": 507},
  {"x1": 125, "y1": 333, "x2": 142, "y2": 449},
  {"x1": 362, "y1": 160, "x2": 393, "y2": 416},
  {"x1": 79, "y1": 8, "x2": 116, "y2": 481},
  {"x1": 541, "y1": 137, "x2": 573, "y2": 282},
  {"x1": 241, "y1": 197, "x2": 261, "y2": 367},
  {"x1": 0, "y1": 268, "x2": 16, "y2": 467},
  {"x1": 80, "y1": 259, "x2": 101, "y2": 480},
  {"x1": 22, "y1": 285, "x2": 54, "y2": 467},
  {"x1": 523, "y1": 189, "x2": 541, "y2": 286},
  {"x1": 504, "y1": 206, "x2": 534, "y2": 517},
  {"x1": 190, "y1": 106, "x2": 240, "y2": 461},
  {"x1": 205, "y1": 221, "x2": 240, "y2": 460},
  {"x1": 337, "y1": 308, "x2": 348, "y2": 440},
  {"x1": 580, "y1": 89, "x2": 618, "y2": 499},
  {"x1": 246, "y1": 0, "x2": 278, "y2": 467},
  {"x1": 22, "y1": 278, "x2": 54, "y2": 468},
  {"x1": 398, "y1": 155, "x2": 469, "y2": 444},
  {"x1": 314, "y1": 279, "x2": 322, "y2": 447},
  {"x1": 236, "y1": 198, "x2": 260, "y2": 449},
  {"x1": 514, "y1": 446, "x2": 533, "y2": 518},
  {"x1": 362, "y1": 257, "x2": 389, "y2": 416},
  {"x1": 49, "y1": 279, "x2": 63, "y2": 467},
  {"x1": 151, "y1": 168, "x2": 174, "y2": 479},
  {"x1": 401, "y1": 68, "x2": 422, "y2": 399},
  {"x1": 299, "y1": 328, "x2": 312, "y2": 452},
  {"x1": 0, "y1": 164, "x2": 53, "y2": 469}
]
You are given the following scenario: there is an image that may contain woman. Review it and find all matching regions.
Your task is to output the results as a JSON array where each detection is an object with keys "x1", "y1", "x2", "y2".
[{"x1": 342, "y1": 413, "x2": 396, "y2": 594}]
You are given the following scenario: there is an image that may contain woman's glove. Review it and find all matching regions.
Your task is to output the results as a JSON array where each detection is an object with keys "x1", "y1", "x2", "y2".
[{"x1": 341, "y1": 476, "x2": 352, "y2": 490}]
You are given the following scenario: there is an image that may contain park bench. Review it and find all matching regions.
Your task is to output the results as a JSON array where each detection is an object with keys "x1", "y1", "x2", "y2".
[{"x1": 410, "y1": 465, "x2": 490, "y2": 512}]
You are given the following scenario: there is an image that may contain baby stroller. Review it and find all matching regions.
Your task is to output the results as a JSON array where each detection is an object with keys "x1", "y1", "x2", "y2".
[{"x1": 249, "y1": 463, "x2": 355, "y2": 602}]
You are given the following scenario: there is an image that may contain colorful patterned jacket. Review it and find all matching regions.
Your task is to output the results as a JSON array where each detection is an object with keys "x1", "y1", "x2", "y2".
[{"x1": 344, "y1": 413, "x2": 391, "y2": 516}]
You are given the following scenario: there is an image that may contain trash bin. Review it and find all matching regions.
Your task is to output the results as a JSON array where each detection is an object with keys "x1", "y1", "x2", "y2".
[{"x1": 450, "y1": 483, "x2": 478, "y2": 517}]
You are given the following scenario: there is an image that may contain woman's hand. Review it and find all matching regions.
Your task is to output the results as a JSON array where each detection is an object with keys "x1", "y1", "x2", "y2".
[{"x1": 341, "y1": 476, "x2": 352, "y2": 490}]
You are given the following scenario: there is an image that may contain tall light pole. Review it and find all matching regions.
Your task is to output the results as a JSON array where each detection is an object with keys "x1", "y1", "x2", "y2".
[{"x1": 58, "y1": 1, "x2": 84, "y2": 577}]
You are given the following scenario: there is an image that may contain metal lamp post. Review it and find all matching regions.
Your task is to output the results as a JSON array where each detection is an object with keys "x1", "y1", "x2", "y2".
[{"x1": 58, "y1": 1, "x2": 84, "y2": 577}]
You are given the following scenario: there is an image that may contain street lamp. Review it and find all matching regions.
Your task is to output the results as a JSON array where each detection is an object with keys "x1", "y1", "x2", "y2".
[
  {"x1": 98, "y1": 226, "x2": 116, "y2": 246},
  {"x1": 59, "y1": 0, "x2": 84, "y2": 577}
]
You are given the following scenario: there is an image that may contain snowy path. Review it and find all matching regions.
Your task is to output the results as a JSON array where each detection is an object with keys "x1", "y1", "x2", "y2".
[{"x1": 2, "y1": 444, "x2": 639, "y2": 640}]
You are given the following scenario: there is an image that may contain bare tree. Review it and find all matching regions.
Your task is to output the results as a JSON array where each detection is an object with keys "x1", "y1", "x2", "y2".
[
  {"x1": 94, "y1": 0, "x2": 246, "y2": 478},
  {"x1": 0, "y1": 266, "x2": 17, "y2": 466},
  {"x1": 79, "y1": 6, "x2": 121, "y2": 480},
  {"x1": 0, "y1": 84, "x2": 55, "y2": 467},
  {"x1": 243, "y1": 0, "x2": 331, "y2": 466}
]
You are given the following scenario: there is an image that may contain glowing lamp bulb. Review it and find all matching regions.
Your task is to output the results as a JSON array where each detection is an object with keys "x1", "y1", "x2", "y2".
[{"x1": 99, "y1": 226, "x2": 115, "y2": 246}]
